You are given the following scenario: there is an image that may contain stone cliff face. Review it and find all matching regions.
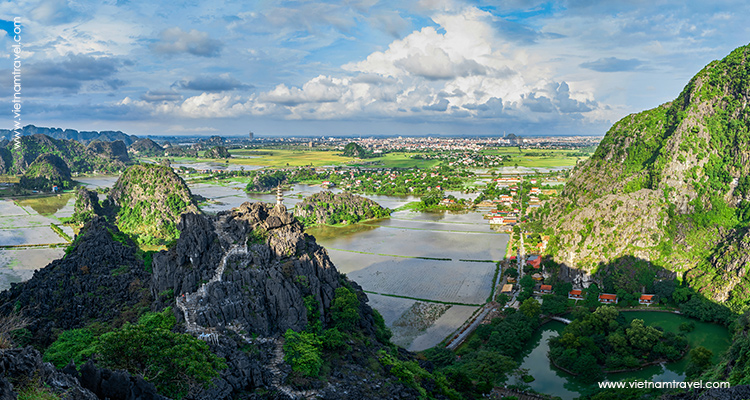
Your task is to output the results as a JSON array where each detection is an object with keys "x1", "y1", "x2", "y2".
[
  {"x1": 544, "y1": 43, "x2": 750, "y2": 308},
  {"x1": 0, "y1": 217, "x2": 152, "y2": 347},
  {"x1": 152, "y1": 202, "x2": 378, "y2": 337}
]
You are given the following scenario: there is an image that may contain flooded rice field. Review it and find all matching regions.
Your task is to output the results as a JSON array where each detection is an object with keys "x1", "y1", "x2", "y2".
[
  {"x1": 306, "y1": 202, "x2": 506, "y2": 350},
  {"x1": 0, "y1": 196, "x2": 75, "y2": 291},
  {"x1": 2, "y1": 176, "x2": 505, "y2": 352}
]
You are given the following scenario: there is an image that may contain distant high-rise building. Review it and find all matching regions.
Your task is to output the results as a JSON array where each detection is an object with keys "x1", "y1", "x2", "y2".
[{"x1": 249, "y1": 131, "x2": 254, "y2": 141}]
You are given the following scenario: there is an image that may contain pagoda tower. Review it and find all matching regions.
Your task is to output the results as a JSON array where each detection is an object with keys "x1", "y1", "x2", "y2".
[{"x1": 276, "y1": 185, "x2": 283, "y2": 206}]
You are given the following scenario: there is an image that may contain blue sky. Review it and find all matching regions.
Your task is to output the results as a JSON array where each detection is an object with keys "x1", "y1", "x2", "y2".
[{"x1": 1, "y1": 0, "x2": 750, "y2": 137}]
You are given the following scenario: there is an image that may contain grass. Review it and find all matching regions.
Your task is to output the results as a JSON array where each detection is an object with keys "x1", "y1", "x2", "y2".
[
  {"x1": 479, "y1": 148, "x2": 588, "y2": 168},
  {"x1": 17, "y1": 384, "x2": 61, "y2": 400},
  {"x1": 49, "y1": 224, "x2": 72, "y2": 242},
  {"x1": 228, "y1": 149, "x2": 354, "y2": 167},
  {"x1": 351, "y1": 152, "x2": 442, "y2": 169}
]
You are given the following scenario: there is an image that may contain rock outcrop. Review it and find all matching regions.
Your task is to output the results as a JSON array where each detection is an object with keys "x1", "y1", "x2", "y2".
[
  {"x1": 72, "y1": 187, "x2": 104, "y2": 224},
  {"x1": 87, "y1": 140, "x2": 130, "y2": 163},
  {"x1": 7, "y1": 134, "x2": 131, "y2": 174},
  {"x1": 149, "y1": 202, "x2": 427, "y2": 399},
  {"x1": 294, "y1": 191, "x2": 390, "y2": 226},
  {"x1": 152, "y1": 202, "x2": 378, "y2": 337},
  {"x1": 108, "y1": 164, "x2": 199, "y2": 242},
  {"x1": 203, "y1": 146, "x2": 230, "y2": 159},
  {"x1": 0, "y1": 147, "x2": 10, "y2": 175},
  {"x1": 0, "y1": 199, "x2": 441, "y2": 400},
  {"x1": 544, "y1": 43, "x2": 750, "y2": 310},
  {"x1": 0, "y1": 217, "x2": 152, "y2": 347},
  {"x1": 0, "y1": 346, "x2": 98, "y2": 400},
  {"x1": 0, "y1": 124, "x2": 138, "y2": 145},
  {"x1": 128, "y1": 138, "x2": 164, "y2": 157},
  {"x1": 19, "y1": 153, "x2": 73, "y2": 190}
]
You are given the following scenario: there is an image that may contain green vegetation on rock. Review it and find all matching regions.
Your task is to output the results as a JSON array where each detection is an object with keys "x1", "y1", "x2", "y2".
[
  {"x1": 109, "y1": 164, "x2": 199, "y2": 244},
  {"x1": 44, "y1": 308, "x2": 226, "y2": 399},
  {"x1": 294, "y1": 191, "x2": 390, "y2": 226},
  {"x1": 204, "y1": 146, "x2": 231, "y2": 159},
  {"x1": 19, "y1": 154, "x2": 72, "y2": 190},
  {"x1": 541, "y1": 43, "x2": 750, "y2": 314}
]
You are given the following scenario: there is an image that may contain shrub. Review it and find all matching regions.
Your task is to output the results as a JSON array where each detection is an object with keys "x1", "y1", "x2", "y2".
[
  {"x1": 97, "y1": 321, "x2": 225, "y2": 399},
  {"x1": 372, "y1": 309, "x2": 392, "y2": 343},
  {"x1": 330, "y1": 287, "x2": 360, "y2": 332},
  {"x1": 43, "y1": 328, "x2": 97, "y2": 369},
  {"x1": 45, "y1": 308, "x2": 225, "y2": 400},
  {"x1": 320, "y1": 328, "x2": 348, "y2": 351},
  {"x1": 283, "y1": 329, "x2": 323, "y2": 378}
]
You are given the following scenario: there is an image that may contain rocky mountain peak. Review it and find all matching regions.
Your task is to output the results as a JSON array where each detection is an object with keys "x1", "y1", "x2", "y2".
[
  {"x1": 151, "y1": 202, "x2": 378, "y2": 338},
  {"x1": 544, "y1": 43, "x2": 750, "y2": 309}
]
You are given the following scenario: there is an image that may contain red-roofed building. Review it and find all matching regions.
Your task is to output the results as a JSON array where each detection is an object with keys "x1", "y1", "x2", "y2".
[
  {"x1": 527, "y1": 257, "x2": 541, "y2": 269},
  {"x1": 540, "y1": 284, "x2": 552, "y2": 294},
  {"x1": 568, "y1": 289, "x2": 583, "y2": 300},
  {"x1": 639, "y1": 294, "x2": 655, "y2": 305},
  {"x1": 599, "y1": 293, "x2": 618, "y2": 304}
]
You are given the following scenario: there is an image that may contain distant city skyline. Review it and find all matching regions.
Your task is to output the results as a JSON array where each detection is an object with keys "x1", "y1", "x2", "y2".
[{"x1": 2, "y1": 0, "x2": 750, "y2": 137}]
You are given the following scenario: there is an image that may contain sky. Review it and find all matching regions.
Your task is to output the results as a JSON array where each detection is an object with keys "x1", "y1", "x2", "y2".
[{"x1": 1, "y1": 0, "x2": 750, "y2": 137}]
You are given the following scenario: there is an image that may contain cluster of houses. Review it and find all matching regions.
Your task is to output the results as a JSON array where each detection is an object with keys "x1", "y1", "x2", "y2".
[
  {"x1": 568, "y1": 290, "x2": 657, "y2": 305},
  {"x1": 502, "y1": 256, "x2": 547, "y2": 294},
  {"x1": 493, "y1": 177, "x2": 522, "y2": 186},
  {"x1": 487, "y1": 211, "x2": 519, "y2": 226}
]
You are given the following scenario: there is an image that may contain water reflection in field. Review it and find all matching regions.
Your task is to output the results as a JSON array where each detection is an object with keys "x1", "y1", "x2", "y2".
[
  {"x1": 312, "y1": 222, "x2": 506, "y2": 261},
  {"x1": 0, "y1": 197, "x2": 73, "y2": 291}
]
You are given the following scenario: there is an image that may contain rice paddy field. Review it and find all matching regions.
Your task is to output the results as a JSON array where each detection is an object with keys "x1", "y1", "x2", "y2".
[
  {"x1": 0, "y1": 196, "x2": 74, "y2": 291},
  {"x1": 350, "y1": 152, "x2": 442, "y2": 169},
  {"x1": 308, "y1": 208, "x2": 507, "y2": 350},
  {"x1": 479, "y1": 147, "x2": 589, "y2": 168},
  {"x1": 228, "y1": 149, "x2": 354, "y2": 167}
]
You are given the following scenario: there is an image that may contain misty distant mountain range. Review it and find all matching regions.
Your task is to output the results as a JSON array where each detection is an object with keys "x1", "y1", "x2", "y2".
[{"x1": 0, "y1": 125, "x2": 139, "y2": 146}]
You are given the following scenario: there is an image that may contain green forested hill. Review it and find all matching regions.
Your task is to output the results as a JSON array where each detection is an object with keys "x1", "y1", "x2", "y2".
[
  {"x1": 108, "y1": 164, "x2": 199, "y2": 244},
  {"x1": 542, "y1": 43, "x2": 750, "y2": 312},
  {"x1": 6, "y1": 134, "x2": 131, "y2": 174},
  {"x1": 19, "y1": 153, "x2": 73, "y2": 190}
]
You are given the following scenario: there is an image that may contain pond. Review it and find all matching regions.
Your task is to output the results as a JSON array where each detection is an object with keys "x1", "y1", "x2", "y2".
[{"x1": 515, "y1": 311, "x2": 732, "y2": 399}]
